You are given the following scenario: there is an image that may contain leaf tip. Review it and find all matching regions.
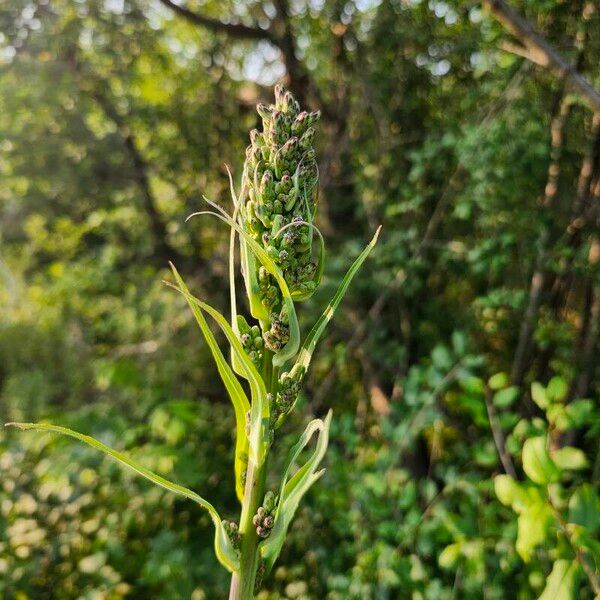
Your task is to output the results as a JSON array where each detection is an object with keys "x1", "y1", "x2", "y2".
[
  {"x1": 5, "y1": 422, "x2": 29, "y2": 430},
  {"x1": 185, "y1": 211, "x2": 202, "y2": 223},
  {"x1": 372, "y1": 225, "x2": 382, "y2": 244}
]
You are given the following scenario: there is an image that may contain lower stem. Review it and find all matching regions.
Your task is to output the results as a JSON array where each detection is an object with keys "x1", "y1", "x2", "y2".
[
  {"x1": 229, "y1": 351, "x2": 273, "y2": 599},
  {"x1": 230, "y1": 458, "x2": 268, "y2": 599}
]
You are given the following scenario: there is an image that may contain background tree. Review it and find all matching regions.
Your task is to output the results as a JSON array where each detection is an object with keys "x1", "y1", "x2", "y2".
[{"x1": 1, "y1": 0, "x2": 598, "y2": 597}]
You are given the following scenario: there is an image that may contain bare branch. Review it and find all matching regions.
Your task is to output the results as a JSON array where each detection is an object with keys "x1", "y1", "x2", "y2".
[
  {"x1": 484, "y1": 386, "x2": 517, "y2": 478},
  {"x1": 158, "y1": 0, "x2": 273, "y2": 42},
  {"x1": 483, "y1": 0, "x2": 600, "y2": 112}
]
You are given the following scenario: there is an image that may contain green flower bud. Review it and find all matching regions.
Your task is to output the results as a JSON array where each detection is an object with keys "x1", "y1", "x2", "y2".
[{"x1": 263, "y1": 491, "x2": 276, "y2": 513}]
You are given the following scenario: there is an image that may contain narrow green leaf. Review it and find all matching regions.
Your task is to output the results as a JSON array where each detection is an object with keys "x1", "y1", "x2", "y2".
[
  {"x1": 227, "y1": 171, "x2": 248, "y2": 379},
  {"x1": 188, "y1": 202, "x2": 300, "y2": 367},
  {"x1": 291, "y1": 226, "x2": 381, "y2": 380},
  {"x1": 5, "y1": 422, "x2": 240, "y2": 572},
  {"x1": 167, "y1": 270, "x2": 270, "y2": 469},
  {"x1": 169, "y1": 264, "x2": 250, "y2": 501},
  {"x1": 240, "y1": 238, "x2": 269, "y2": 322},
  {"x1": 260, "y1": 411, "x2": 332, "y2": 573}
]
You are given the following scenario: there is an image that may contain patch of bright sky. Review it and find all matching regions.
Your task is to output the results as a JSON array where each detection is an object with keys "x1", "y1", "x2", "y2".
[
  {"x1": 104, "y1": 0, "x2": 125, "y2": 13},
  {"x1": 236, "y1": 41, "x2": 286, "y2": 85}
]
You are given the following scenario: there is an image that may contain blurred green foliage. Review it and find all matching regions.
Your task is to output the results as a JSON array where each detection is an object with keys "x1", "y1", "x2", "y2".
[{"x1": 1, "y1": 0, "x2": 599, "y2": 597}]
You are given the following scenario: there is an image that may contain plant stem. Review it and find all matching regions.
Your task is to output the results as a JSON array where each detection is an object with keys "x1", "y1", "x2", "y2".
[{"x1": 229, "y1": 350, "x2": 273, "y2": 599}]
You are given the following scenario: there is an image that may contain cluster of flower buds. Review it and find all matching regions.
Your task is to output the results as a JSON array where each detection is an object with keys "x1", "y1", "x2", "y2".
[
  {"x1": 271, "y1": 367, "x2": 306, "y2": 424},
  {"x1": 236, "y1": 315, "x2": 264, "y2": 369},
  {"x1": 252, "y1": 491, "x2": 277, "y2": 539},
  {"x1": 222, "y1": 520, "x2": 241, "y2": 549},
  {"x1": 242, "y1": 84, "x2": 321, "y2": 349},
  {"x1": 262, "y1": 308, "x2": 290, "y2": 353}
]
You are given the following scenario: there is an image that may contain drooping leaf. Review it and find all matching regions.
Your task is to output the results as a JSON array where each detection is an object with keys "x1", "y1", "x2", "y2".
[
  {"x1": 290, "y1": 227, "x2": 381, "y2": 379},
  {"x1": 5, "y1": 422, "x2": 240, "y2": 572},
  {"x1": 260, "y1": 411, "x2": 332, "y2": 573},
  {"x1": 168, "y1": 265, "x2": 250, "y2": 501}
]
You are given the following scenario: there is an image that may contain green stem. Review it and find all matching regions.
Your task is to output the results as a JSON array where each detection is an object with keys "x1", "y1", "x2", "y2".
[{"x1": 229, "y1": 350, "x2": 274, "y2": 599}]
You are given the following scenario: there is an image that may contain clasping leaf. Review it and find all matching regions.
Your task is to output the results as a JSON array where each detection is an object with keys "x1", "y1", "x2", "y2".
[{"x1": 260, "y1": 410, "x2": 332, "y2": 573}]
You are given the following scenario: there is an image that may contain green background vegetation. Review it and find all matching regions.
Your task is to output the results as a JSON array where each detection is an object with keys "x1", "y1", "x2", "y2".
[{"x1": 1, "y1": 0, "x2": 599, "y2": 598}]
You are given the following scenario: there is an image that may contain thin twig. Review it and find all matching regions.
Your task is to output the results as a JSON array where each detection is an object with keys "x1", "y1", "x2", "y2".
[
  {"x1": 482, "y1": 0, "x2": 600, "y2": 112},
  {"x1": 484, "y1": 386, "x2": 517, "y2": 478}
]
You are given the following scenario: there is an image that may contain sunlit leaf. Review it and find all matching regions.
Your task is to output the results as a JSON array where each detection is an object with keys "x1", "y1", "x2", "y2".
[
  {"x1": 538, "y1": 559, "x2": 581, "y2": 600},
  {"x1": 290, "y1": 226, "x2": 380, "y2": 380},
  {"x1": 5, "y1": 422, "x2": 240, "y2": 572},
  {"x1": 168, "y1": 265, "x2": 250, "y2": 501},
  {"x1": 260, "y1": 411, "x2": 332, "y2": 573},
  {"x1": 167, "y1": 269, "x2": 270, "y2": 470},
  {"x1": 522, "y1": 436, "x2": 559, "y2": 485}
]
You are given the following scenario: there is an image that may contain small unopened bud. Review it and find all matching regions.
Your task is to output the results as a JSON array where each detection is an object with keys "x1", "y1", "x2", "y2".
[
  {"x1": 263, "y1": 516, "x2": 274, "y2": 529},
  {"x1": 263, "y1": 491, "x2": 276, "y2": 512},
  {"x1": 256, "y1": 103, "x2": 272, "y2": 120}
]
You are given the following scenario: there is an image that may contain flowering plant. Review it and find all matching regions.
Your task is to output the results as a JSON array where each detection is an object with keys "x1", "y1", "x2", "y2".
[{"x1": 7, "y1": 85, "x2": 379, "y2": 598}]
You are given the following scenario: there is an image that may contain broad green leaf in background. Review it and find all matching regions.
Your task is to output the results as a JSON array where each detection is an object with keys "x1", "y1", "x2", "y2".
[
  {"x1": 568, "y1": 485, "x2": 600, "y2": 532},
  {"x1": 551, "y1": 447, "x2": 588, "y2": 471},
  {"x1": 546, "y1": 376, "x2": 568, "y2": 403},
  {"x1": 168, "y1": 265, "x2": 250, "y2": 502},
  {"x1": 538, "y1": 559, "x2": 581, "y2": 600},
  {"x1": 516, "y1": 489, "x2": 554, "y2": 562},
  {"x1": 5, "y1": 422, "x2": 240, "y2": 572},
  {"x1": 438, "y1": 542, "x2": 461, "y2": 569},
  {"x1": 494, "y1": 475, "x2": 528, "y2": 511},
  {"x1": 493, "y1": 386, "x2": 519, "y2": 408},
  {"x1": 531, "y1": 382, "x2": 549, "y2": 410},
  {"x1": 488, "y1": 372, "x2": 509, "y2": 390},
  {"x1": 522, "y1": 436, "x2": 559, "y2": 484},
  {"x1": 565, "y1": 400, "x2": 595, "y2": 429}
]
